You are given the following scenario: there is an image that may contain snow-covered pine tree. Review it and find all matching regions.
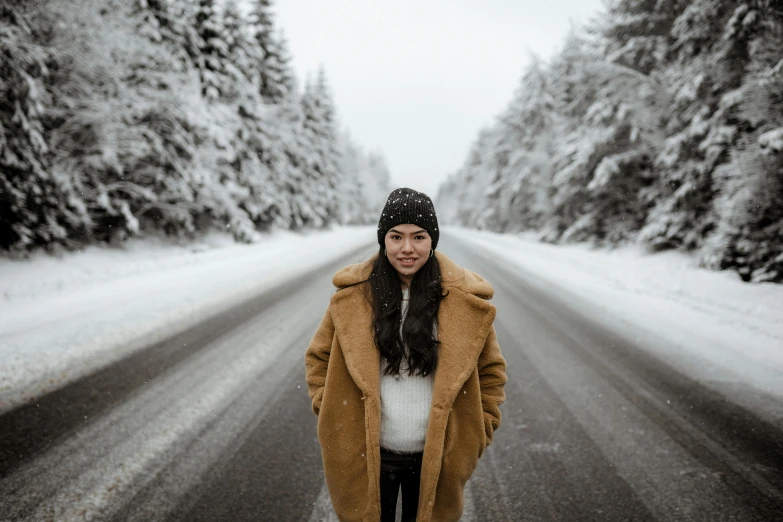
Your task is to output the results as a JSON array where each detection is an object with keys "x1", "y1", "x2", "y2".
[
  {"x1": 296, "y1": 69, "x2": 342, "y2": 227},
  {"x1": 195, "y1": 0, "x2": 230, "y2": 100},
  {"x1": 221, "y1": 0, "x2": 258, "y2": 90},
  {"x1": 598, "y1": 0, "x2": 688, "y2": 75},
  {"x1": 208, "y1": 0, "x2": 272, "y2": 241},
  {"x1": 546, "y1": 28, "x2": 661, "y2": 245},
  {"x1": 362, "y1": 151, "x2": 392, "y2": 218},
  {"x1": 274, "y1": 31, "x2": 299, "y2": 101},
  {"x1": 700, "y1": 1, "x2": 783, "y2": 282},
  {"x1": 337, "y1": 135, "x2": 367, "y2": 224},
  {"x1": 312, "y1": 68, "x2": 344, "y2": 222},
  {"x1": 135, "y1": 0, "x2": 201, "y2": 69},
  {"x1": 638, "y1": 0, "x2": 782, "y2": 271},
  {"x1": 636, "y1": 0, "x2": 735, "y2": 251},
  {"x1": 337, "y1": 133, "x2": 392, "y2": 224},
  {"x1": 63, "y1": 0, "x2": 205, "y2": 241},
  {"x1": 0, "y1": 2, "x2": 87, "y2": 252},
  {"x1": 489, "y1": 57, "x2": 557, "y2": 234},
  {"x1": 436, "y1": 127, "x2": 499, "y2": 228},
  {"x1": 248, "y1": 0, "x2": 294, "y2": 104},
  {"x1": 137, "y1": 0, "x2": 268, "y2": 242}
]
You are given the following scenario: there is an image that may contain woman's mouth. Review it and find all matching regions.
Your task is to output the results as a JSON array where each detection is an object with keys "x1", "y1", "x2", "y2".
[{"x1": 399, "y1": 258, "x2": 417, "y2": 266}]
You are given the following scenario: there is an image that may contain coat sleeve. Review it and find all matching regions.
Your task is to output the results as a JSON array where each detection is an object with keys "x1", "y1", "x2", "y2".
[
  {"x1": 304, "y1": 307, "x2": 335, "y2": 415},
  {"x1": 477, "y1": 324, "x2": 507, "y2": 447}
]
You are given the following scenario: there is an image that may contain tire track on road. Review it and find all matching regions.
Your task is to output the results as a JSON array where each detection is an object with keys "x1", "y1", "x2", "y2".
[
  {"x1": 114, "y1": 326, "x2": 321, "y2": 522},
  {"x1": 467, "y1": 322, "x2": 655, "y2": 521},
  {"x1": 0, "y1": 293, "x2": 308, "y2": 521},
  {"x1": 168, "y1": 349, "x2": 323, "y2": 522},
  {"x1": 0, "y1": 245, "x2": 370, "y2": 477},
  {"x1": 450, "y1": 236, "x2": 783, "y2": 520}
]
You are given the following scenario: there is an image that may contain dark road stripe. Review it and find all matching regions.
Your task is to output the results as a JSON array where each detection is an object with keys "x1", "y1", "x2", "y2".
[
  {"x1": 469, "y1": 322, "x2": 657, "y2": 521},
  {"x1": 166, "y1": 340, "x2": 324, "y2": 522}
]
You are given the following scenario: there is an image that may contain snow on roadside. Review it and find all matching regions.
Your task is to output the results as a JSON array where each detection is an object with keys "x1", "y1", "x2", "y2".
[
  {"x1": 451, "y1": 228, "x2": 783, "y2": 420},
  {"x1": 0, "y1": 227, "x2": 376, "y2": 412},
  {"x1": 3, "y1": 224, "x2": 780, "y2": 421}
]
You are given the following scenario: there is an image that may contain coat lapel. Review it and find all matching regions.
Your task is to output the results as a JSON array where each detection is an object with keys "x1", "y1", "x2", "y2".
[
  {"x1": 415, "y1": 290, "x2": 496, "y2": 521},
  {"x1": 330, "y1": 286, "x2": 381, "y2": 400},
  {"x1": 431, "y1": 288, "x2": 496, "y2": 409}
]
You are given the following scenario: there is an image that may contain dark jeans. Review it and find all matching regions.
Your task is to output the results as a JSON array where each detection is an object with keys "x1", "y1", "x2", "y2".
[{"x1": 380, "y1": 448, "x2": 424, "y2": 522}]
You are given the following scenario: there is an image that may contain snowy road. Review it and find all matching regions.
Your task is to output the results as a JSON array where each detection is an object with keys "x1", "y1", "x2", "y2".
[
  {"x1": 450, "y1": 242, "x2": 783, "y2": 521},
  {"x1": 1, "y1": 234, "x2": 782, "y2": 521}
]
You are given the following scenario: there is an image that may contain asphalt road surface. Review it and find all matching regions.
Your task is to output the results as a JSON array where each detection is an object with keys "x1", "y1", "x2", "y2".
[{"x1": 1, "y1": 232, "x2": 782, "y2": 521}]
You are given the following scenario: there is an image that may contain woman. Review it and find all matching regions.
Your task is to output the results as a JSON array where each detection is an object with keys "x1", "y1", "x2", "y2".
[{"x1": 305, "y1": 187, "x2": 507, "y2": 522}]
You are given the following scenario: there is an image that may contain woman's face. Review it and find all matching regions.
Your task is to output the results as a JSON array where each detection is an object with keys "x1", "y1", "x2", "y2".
[{"x1": 384, "y1": 224, "x2": 432, "y2": 285}]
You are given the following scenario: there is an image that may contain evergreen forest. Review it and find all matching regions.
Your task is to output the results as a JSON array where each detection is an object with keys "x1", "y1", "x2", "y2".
[
  {"x1": 3, "y1": 0, "x2": 782, "y2": 284},
  {"x1": 438, "y1": 0, "x2": 783, "y2": 283},
  {"x1": 1, "y1": 0, "x2": 391, "y2": 252}
]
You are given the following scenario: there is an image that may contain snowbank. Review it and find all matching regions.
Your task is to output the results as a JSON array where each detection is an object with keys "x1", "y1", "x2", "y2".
[
  {"x1": 452, "y1": 228, "x2": 783, "y2": 422},
  {"x1": 0, "y1": 227, "x2": 376, "y2": 412}
]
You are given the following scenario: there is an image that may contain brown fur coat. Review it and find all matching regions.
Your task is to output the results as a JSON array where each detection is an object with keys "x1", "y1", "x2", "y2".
[{"x1": 304, "y1": 251, "x2": 507, "y2": 521}]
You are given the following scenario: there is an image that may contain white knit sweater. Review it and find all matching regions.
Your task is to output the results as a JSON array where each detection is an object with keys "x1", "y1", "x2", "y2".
[{"x1": 379, "y1": 287, "x2": 435, "y2": 453}]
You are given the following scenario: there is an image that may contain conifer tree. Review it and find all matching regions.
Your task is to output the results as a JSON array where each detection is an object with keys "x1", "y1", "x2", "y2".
[
  {"x1": 222, "y1": 0, "x2": 257, "y2": 87},
  {"x1": 275, "y1": 31, "x2": 298, "y2": 100},
  {"x1": 545, "y1": 29, "x2": 660, "y2": 244},
  {"x1": 700, "y1": 1, "x2": 783, "y2": 281},
  {"x1": 296, "y1": 77, "x2": 330, "y2": 227},
  {"x1": 137, "y1": 0, "x2": 200, "y2": 68},
  {"x1": 599, "y1": 0, "x2": 688, "y2": 74},
  {"x1": 195, "y1": 0, "x2": 229, "y2": 99},
  {"x1": 310, "y1": 68, "x2": 343, "y2": 221},
  {"x1": 248, "y1": 0, "x2": 294, "y2": 103},
  {"x1": 0, "y1": 3, "x2": 86, "y2": 251}
]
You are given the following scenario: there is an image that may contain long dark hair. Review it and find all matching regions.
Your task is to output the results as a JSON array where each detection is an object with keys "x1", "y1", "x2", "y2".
[{"x1": 366, "y1": 246, "x2": 447, "y2": 377}]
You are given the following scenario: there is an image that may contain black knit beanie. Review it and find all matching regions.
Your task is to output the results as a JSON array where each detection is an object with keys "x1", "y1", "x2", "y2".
[{"x1": 377, "y1": 188, "x2": 439, "y2": 249}]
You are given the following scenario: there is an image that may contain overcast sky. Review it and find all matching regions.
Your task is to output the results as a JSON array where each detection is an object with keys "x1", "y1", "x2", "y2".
[{"x1": 274, "y1": 0, "x2": 606, "y2": 197}]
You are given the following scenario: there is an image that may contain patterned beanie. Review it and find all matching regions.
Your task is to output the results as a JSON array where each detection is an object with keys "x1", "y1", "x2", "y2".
[{"x1": 377, "y1": 188, "x2": 439, "y2": 249}]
